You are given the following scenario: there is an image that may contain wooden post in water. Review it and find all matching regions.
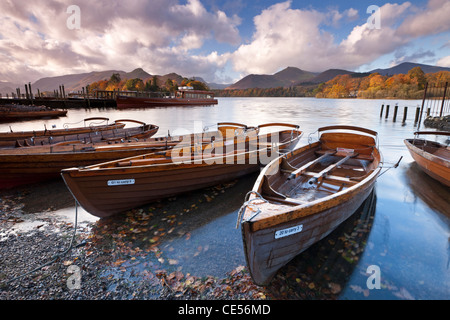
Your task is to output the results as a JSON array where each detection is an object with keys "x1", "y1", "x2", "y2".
[
  {"x1": 385, "y1": 105, "x2": 390, "y2": 119},
  {"x1": 417, "y1": 82, "x2": 428, "y2": 131},
  {"x1": 393, "y1": 104, "x2": 398, "y2": 122},
  {"x1": 86, "y1": 85, "x2": 91, "y2": 108},
  {"x1": 62, "y1": 85, "x2": 66, "y2": 99},
  {"x1": 380, "y1": 104, "x2": 384, "y2": 118},
  {"x1": 440, "y1": 82, "x2": 448, "y2": 117},
  {"x1": 28, "y1": 83, "x2": 33, "y2": 104},
  {"x1": 24, "y1": 84, "x2": 29, "y2": 100},
  {"x1": 402, "y1": 107, "x2": 408, "y2": 123}
]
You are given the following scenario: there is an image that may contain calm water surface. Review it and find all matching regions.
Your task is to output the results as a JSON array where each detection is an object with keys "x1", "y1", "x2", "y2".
[{"x1": 1, "y1": 97, "x2": 449, "y2": 299}]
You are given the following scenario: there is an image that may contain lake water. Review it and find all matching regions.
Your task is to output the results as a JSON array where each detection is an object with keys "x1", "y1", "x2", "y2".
[{"x1": 1, "y1": 97, "x2": 449, "y2": 300}]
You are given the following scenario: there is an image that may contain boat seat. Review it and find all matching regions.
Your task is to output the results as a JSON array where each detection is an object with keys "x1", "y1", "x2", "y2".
[
  {"x1": 315, "y1": 149, "x2": 374, "y2": 161},
  {"x1": 302, "y1": 171, "x2": 358, "y2": 186}
]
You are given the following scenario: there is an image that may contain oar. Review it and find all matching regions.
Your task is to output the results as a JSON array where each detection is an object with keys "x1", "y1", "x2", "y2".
[
  {"x1": 288, "y1": 150, "x2": 337, "y2": 180},
  {"x1": 307, "y1": 152, "x2": 359, "y2": 185}
]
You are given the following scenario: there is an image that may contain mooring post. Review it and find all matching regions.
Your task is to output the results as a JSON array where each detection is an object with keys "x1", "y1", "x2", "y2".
[
  {"x1": 380, "y1": 104, "x2": 384, "y2": 118},
  {"x1": 426, "y1": 108, "x2": 430, "y2": 117},
  {"x1": 402, "y1": 106, "x2": 408, "y2": 123},
  {"x1": 385, "y1": 105, "x2": 390, "y2": 119},
  {"x1": 440, "y1": 82, "x2": 448, "y2": 117},
  {"x1": 28, "y1": 82, "x2": 33, "y2": 104},
  {"x1": 417, "y1": 83, "x2": 428, "y2": 131},
  {"x1": 393, "y1": 104, "x2": 398, "y2": 122},
  {"x1": 24, "y1": 84, "x2": 29, "y2": 100}
]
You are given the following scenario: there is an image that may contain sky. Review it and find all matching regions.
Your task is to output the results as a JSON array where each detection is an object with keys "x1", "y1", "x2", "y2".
[{"x1": 0, "y1": 0, "x2": 449, "y2": 85}]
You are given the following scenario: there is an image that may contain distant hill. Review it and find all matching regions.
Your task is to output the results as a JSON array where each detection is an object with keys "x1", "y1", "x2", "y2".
[
  {"x1": 299, "y1": 69, "x2": 371, "y2": 85},
  {"x1": 369, "y1": 62, "x2": 450, "y2": 76},
  {"x1": 31, "y1": 68, "x2": 153, "y2": 92},
  {"x1": 0, "y1": 81, "x2": 19, "y2": 95},
  {"x1": 225, "y1": 62, "x2": 450, "y2": 90},
  {"x1": 226, "y1": 67, "x2": 316, "y2": 89}
]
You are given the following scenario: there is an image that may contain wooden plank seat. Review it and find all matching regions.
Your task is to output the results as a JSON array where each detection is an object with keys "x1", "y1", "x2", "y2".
[{"x1": 315, "y1": 149, "x2": 374, "y2": 161}]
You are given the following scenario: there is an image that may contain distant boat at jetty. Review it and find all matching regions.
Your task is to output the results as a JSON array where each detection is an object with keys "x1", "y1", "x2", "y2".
[
  {"x1": 0, "y1": 104, "x2": 67, "y2": 122},
  {"x1": 116, "y1": 87, "x2": 218, "y2": 108}
]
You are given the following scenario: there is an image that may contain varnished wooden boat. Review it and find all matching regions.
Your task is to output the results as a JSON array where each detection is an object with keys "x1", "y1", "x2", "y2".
[
  {"x1": 61, "y1": 123, "x2": 303, "y2": 218},
  {"x1": 0, "y1": 122, "x2": 253, "y2": 189},
  {"x1": 0, "y1": 104, "x2": 67, "y2": 122},
  {"x1": 238, "y1": 125, "x2": 382, "y2": 285},
  {"x1": 0, "y1": 118, "x2": 158, "y2": 148},
  {"x1": 404, "y1": 131, "x2": 450, "y2": 187}
]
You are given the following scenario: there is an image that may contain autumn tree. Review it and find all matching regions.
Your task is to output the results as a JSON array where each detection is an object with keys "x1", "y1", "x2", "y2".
[{"x1": 408, "y1": 67, "x2": 426, "y2": 90}]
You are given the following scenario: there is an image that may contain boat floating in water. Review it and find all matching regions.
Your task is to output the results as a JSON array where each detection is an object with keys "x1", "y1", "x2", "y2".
[
  {"x1": 116, "y1": 87, "x2": 218, "y2": 108},
  {"x1": 0, "y1": 104, "x2": 67, "y2": 122},
  {"x1": 61, "y1": 123, "x2": 302, "y2": 218},
  {"x1": 0, "y1": 117, "x2": 157, "y2": 148},
  {"x1": 404, "y1": 131, "x2": 450, "y2": 187},
  {"x1": 238, "y1": 125, "x2": 382, "y2": 285}
]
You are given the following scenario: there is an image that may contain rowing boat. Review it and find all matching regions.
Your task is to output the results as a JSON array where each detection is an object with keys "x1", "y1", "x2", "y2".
[
  {"x1": 238, "y1": 125, "x2": 382, "y2": 285},
  {"x1": 61, "y1": 123, "x2": 302, "y2": 218},
  {"x1": 0, "y1": 118, "x2": 156, "y2": 147},
  {"x1": 0, "y1": 122, "x2": 252, "y2": 189},
  {"x1": 0, "y1": 104, "x2": 67, "y2": 122},
  {"x1": 404, "y1": 131, "x2": 450, "y2": 187}
]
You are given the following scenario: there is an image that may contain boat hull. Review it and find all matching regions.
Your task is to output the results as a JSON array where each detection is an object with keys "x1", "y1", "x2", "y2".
[
  {"x1": 61, "y1": 124, "x2": 302, "y2": 218},
  {"x1": 63, "y1": 160, "x2": 260, "y2": 218},
  {"x1": 241, "y1": 172, "x2": 377, "y2": 285},
  {"x1": 0, "y1": 145, "x2": 167, "y2": 189},
  {"x1": 404, "y1": 138, "x2": 450, "y2": 187},
  {"x1": 116, "y1": 96, "x2": 218, "y2": 108}
]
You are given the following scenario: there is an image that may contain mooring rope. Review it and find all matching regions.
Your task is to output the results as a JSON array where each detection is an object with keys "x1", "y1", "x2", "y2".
[{"x1": 235, "y1": 191, "x2": 268, "y2": 229}]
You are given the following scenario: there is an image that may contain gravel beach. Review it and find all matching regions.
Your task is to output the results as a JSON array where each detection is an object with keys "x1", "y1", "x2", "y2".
[{"x1": 0, "y1": 178, "x2": 375, "y2": 301}]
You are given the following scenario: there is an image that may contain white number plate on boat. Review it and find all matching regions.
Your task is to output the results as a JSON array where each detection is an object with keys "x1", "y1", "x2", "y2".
[
  {"x1": 107, "y1": 179, "x2": 135, "y2": 186},
  {"x1": 275, "y1": 224, "x2": 303, "y2": 239}
]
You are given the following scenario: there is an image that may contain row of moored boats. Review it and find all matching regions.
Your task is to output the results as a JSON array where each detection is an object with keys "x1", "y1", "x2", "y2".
[{"x1": 1, "y1": 118, "x2": 448, "y2": 285}]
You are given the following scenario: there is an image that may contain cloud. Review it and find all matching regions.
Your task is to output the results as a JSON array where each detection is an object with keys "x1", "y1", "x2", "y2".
[
  {"x1": 437, "y1": 55, "x2": 450, "y2": 67},
  {"x1": 231, "y1": 1, "x2": 415, "y2": 74},
  {"x1": 397, "y1": 0, "x2": 450, "y2": 37},
  {"x1": 0, "y1": 0, "x2": 241, "y2": 83}
]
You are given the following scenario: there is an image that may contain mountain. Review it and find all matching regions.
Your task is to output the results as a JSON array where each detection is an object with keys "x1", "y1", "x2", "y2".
[
  {"x1": 225, "y1": 62, "x2": 450, "y2": 90},
  {"x1": 226, "y1": 67, "x2": 316, "y2": 89},
  {"x1": 31, "y1": 68, "x2": 153, "y2": 92},
  {"x1": 299, "y1": 69, "x2": 371, "y2": 85},
  {"x1": 0, "y1": 81, "x2": 20, "y2": 96},
  {"x1": 369, "y1": 62, "x2": 450, "y2": 76}
]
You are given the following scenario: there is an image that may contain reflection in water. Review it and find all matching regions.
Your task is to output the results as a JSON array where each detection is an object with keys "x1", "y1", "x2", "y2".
[{"x1": 404, "y1": 162, "x2": 450, "y2": 217}]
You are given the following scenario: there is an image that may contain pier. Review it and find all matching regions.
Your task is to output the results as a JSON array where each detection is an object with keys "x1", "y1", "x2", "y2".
[
  {"x1": 379, "y1": 82, "x2": 449, "y2": 129},
  {"x1": 0, "y1": 84, "x2": 117, "y2": 109}
]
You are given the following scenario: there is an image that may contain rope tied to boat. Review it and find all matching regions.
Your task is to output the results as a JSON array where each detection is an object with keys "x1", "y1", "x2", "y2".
[{"x1": 235, "y1": 191, "x2": 267, "y2": 229}]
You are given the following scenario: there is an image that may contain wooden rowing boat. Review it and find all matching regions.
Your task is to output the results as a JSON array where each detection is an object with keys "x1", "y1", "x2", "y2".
[
  {"x1": 404, "y1": 131, "x2": 450, "y2": 187},
  {"x1": 61, "y1": 123, "x2": 302, "y2": 218},
  {"x1": 0, "y1": 122, "x2": 253, "y2": 189},
  {"x1": 0, "y1": 104, "x2": 67, "y2": 122},
  {"x1": 0, "y1": 118, "x2": 158, "y2": 148},
  {"x1": 238, "y1": 125, "x2": 382, "y2": 285}
]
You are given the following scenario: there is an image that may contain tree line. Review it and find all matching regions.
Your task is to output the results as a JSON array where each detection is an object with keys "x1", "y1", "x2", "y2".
[
  {"x1": 88, "y1": 73, "x2": 209, "y2": 93},
  {"x1": 214, "y1": 67, "x2": 450, "y2": 99}
]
